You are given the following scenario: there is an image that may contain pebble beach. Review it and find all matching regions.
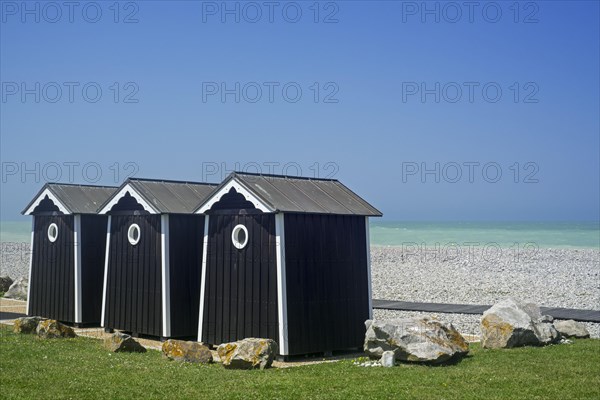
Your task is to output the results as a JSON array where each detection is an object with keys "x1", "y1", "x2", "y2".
[
  {"x1": 0, "y1": 242, "x2": 29, "y2": 282},
  {"x1": 371, "y1": 246, "x2": 600, "y2": 338},
  {"x1": 2, "y1": 242, "x2": 599, "y2": 338}
]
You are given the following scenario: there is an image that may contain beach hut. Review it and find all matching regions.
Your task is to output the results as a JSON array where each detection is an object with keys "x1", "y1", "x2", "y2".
[
  {"x1": 22, "y1": 183, "x2": 117, "y2": 326},
  {"x1": 98, "y1": 178, "x2": 217, "y2": 339},
  {"x1": 195, "y1": 172, "x2": 382, "y2": 357}
]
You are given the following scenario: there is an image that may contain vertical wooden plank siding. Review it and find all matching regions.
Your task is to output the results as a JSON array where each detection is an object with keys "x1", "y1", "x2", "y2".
[
  {"x1": 284, "y1": 214, "x2": 370, "y2": 355},
  {"x1": 168, "y1": 214, "x2": 205, "y2": 338},
  {"x1": 80, "y1": 215, "x2": 109, "y2": 324},
  {"x1": 201, "y1": 213, "x2": 278, "y2": 345},
  {"x1": 104, "y1": 215, "x2": 162, "y2": 337},
  {"x1": 28, "y1": 215, "x2": 75, "y2": 323}
]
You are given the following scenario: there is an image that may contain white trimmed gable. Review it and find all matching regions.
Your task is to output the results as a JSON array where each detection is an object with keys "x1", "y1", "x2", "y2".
[
  {"x1": 196, "y1": 178, "x2": 273, "y2": 214},
  {"x1": 98, "y1": 183, "x2": 159, "y2": 214},
  {"x1": 23, "y1": 188, "x2": 71, "y2": 215}
]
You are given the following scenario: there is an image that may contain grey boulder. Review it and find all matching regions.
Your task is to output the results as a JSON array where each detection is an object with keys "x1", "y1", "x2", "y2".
[
  {"x1": 364, "y1": 318, "x2": 469, "y2": 364},
  {"x1": 554, "y1": 320, "x2": 590, "y2": 339},
  {"x1": 162, "y1": 339, "x2": 213, "y2": 363},
  {"x1": 480, "y1": 298, "x2": 561, "y2": 348},
  {"x1": 104, "y1": 332, "x2": 146, "y2": 353},
  {"x1": 13, "y1": 316, "x2": 44, "y2": 334},
  {"x1": 36, "y1": 319, "x2": 76, "y2": 339},
  {"x1": 217, "y1": 338, "x2": 278, "y2": 370},
  {"x1": 0, "y1": 276, "x2": 13, "y2": 292},
  {"x1": 4, "y1": 277, "x2": 28, "y2": 300},
  {"x1": 380, "y1": 351, "x2": 395, "y2": 367}
]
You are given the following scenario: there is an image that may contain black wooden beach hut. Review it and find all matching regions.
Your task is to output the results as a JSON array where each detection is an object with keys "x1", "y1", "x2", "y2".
[
  {"x1": 22, "y1": 183, "x2": 117, "y2": 325},
  {"x1": 98, "y1": 178, "x2": 217, "y2": 339},
  {"x1": 195, "y1": 172, "x2": 382, "y2": 356}
]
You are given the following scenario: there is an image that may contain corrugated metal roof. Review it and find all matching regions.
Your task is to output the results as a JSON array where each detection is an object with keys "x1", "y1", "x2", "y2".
[
  {"x1": 118, "y1": 178, "x2": 218, "y2": 213},
  {"x1": 23, "y1": 183, "x2": 118, "y2": 214},
  {"x1": 200, "y1": 172, "x2": 382, "y2": 216}
]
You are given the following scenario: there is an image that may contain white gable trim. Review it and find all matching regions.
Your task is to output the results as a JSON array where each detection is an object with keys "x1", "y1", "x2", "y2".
[
  {"x1": 197, "y1": 215, "x2": 210, "y2": 342},
  {"x1": 196, "y1": 178, "x2": 273, "y2": 214},
  {"x1": 275, "y1": 213, "x2": 289, "y2": 355},
  {"x1": 73, "y1": 215, "x2": 83, "y2": 323},
  {"x1": 24, "y1": 188, "x2": 70, "y2": 215},
  {"x1": 365, "y1": 217, "x2": 373, "y2": 319},
  {"x1": 98, "y1": 184, "x2": 158, "y2": 214},
  {"x1": 161, "y1": 214, "x2": 171, "y2": 338},
  {"x1": 101, "y1": 216, "x2": 111, "y2": 327}
]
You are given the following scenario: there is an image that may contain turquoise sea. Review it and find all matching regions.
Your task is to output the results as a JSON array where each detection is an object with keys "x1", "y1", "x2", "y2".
[
  {"x1": 1, "y1": 220, "x2": 599, "y2": 249},
  {"x1": 370, "y1": 221, "x2": 600, "y2": 249},
  {"x1": 1, "y1": 221, "x2": 32, "y2": 243}
]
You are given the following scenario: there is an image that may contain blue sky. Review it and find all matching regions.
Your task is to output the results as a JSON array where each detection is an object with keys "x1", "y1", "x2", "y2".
[{"x1": 1, "y1": 0, "x2": 599, "y2": 221}]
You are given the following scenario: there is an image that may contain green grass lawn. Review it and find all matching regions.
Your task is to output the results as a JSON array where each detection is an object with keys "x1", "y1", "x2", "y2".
[{"x1": 1, "y1": 325, "x2": 599, "y2": 399}]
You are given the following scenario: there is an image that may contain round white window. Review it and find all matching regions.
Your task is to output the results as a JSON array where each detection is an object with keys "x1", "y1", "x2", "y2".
[
  {"x1": 231, "y1": 224, "x2": 249, "y2": 249},
  {"x1": 128, "y1": 223, "x2": 141, "y2": 246},
  {"x1": 47, "y1": 223, "x2": 58, "y2": 243}
]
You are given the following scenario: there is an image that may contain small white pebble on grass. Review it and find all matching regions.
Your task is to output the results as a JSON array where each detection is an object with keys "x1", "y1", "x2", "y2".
[{"x1": 353, "y1": 360, "x2": 382, "y2": 367}]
